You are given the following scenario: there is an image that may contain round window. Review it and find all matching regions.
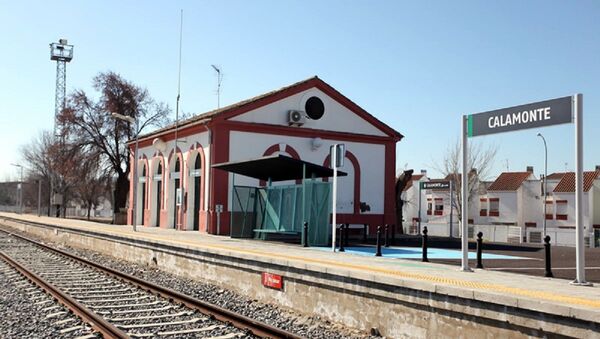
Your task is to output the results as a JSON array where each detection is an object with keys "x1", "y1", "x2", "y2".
[{"x1": 305, "y1": 96, "x2": 325, "y2": 120}]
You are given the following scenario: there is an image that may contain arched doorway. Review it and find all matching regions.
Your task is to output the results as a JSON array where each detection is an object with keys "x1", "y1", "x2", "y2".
[
  {"x1": 136, "y1": 163, "x2": 147, "y2": 226},
  {"x1": 186, "y1": 154, "x2": 202, "y2": 231},
  {"x1": 151, "y1": 160, "x2": 163, "y2": 227},
  {"x1": 168, "y1": 156, "x2": 182, "y2": 229}
]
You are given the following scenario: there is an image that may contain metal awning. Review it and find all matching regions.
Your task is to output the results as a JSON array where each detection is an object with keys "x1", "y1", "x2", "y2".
[{"x1": 212, "y1": 154, "x2": 347, "y2": 182}]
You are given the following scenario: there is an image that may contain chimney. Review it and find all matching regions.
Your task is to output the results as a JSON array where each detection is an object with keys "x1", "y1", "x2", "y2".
[
  {"x1": 526, "y1": 166, "x2": 534, "y2": 173},
  {"x1": 420, "y1": 169, "x2": 427, "y2": 175},
  {"x1": 596, "y1": 165, "x2": 600, "y2": 171}
]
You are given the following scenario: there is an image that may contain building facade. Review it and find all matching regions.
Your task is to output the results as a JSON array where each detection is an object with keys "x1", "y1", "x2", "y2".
[{"x1": 127, "y1": 77, "x2": 402, "y2": 235}]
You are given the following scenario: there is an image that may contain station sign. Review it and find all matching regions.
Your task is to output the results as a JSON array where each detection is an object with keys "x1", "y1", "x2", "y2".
[
  {"x1": 421, "y1": 181, "x2": 450, "y2": 190},
  {"x1": 261, "y1": 272, "x2": 283, "y2": 290},
  {"x1": 467, "y1": 96, "x2": 572, "y2": 137}
]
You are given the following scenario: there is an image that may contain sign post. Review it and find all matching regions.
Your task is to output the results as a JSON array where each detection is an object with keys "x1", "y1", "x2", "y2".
[
  {"x1": 463, "y1": 95, "x2": 589, "y2": 284},
  {"x1": 331, "y1": 144, "x2": 345, "y2": 252},
  {"x1": 461, "y1": 115, "x2": 471, "y2": 271}
]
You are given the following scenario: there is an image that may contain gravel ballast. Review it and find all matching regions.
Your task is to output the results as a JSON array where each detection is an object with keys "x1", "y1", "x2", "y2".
[{"x1": 2, "y1": 227, "x2": 378, "y2": 338}]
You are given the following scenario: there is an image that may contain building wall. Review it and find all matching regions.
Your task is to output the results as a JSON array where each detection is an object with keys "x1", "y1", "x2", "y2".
[
  {"x1": 230, "y1": 88, "x2": 387, "y2": 137},
  {"x1": 520, "y1": 180, "x2": 542, "y2": 227},
  {"x1": 228, "y1": 130, "x2": 386, "y2": 216},
  {"x1": 487, "y1": 191, "x2": 518, "y2": 225}
]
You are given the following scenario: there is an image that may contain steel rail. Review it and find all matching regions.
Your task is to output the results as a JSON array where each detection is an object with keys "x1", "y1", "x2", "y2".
[
  {"x1": 0, "y1": 249, "x2": 128, "y2": 339},
  {"x1": 0, "y1": 222, "x2": 303, "y2": 339}
]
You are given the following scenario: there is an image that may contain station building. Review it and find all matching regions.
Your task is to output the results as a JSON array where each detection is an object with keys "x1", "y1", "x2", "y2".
[{"x1": 127, "y1": 76, "x2": 403, "y2": 235}]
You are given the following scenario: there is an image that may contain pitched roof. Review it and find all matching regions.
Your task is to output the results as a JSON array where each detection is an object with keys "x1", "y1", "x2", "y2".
[
  {"x1": 403, "y1": 174, "x2": 424, "y2": 191},
  {"x1": 487, "y1": 172, "x2": 533, "y2": 191},
  {"x1": 546, "y1": 172, "x2": 566, "y2": 181},
  {"x1": 136, "y1": 76, "x2": 403, "y2": 142},
  {"x1": 553, "y1": 171, "x2": 600, "y2": 193}
]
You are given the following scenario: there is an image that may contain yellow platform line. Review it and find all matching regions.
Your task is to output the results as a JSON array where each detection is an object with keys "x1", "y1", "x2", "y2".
[
  {"x1": 112, "y1": 229, "x2": 600, "y2": 310},
  {"x1": 5, "y1": 217, "x2": 599, "y2": 310}
]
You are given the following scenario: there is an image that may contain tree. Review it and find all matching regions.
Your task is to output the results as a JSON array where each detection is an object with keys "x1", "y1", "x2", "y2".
[
  {"x1": 432, "y1": 139, "x2": 497, "y2": 223},
  {"x1": 73, "y1": 150, "x2": 111, "y2": 220},
  {"x1": 60, "y1": 72, "x2": 170, "y2": 216}
]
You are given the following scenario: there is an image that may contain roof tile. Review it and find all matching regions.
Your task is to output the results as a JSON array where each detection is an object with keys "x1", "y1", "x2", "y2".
[
  {"x1": 553, "y1": 171, "x2": 600, "y2": 193},
  {"x1": 487, "y1": 172, "x2": 533, "y2": 191}
]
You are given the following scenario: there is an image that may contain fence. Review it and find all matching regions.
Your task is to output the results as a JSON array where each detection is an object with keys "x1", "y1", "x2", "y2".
[{"x1": 527, "y1": 228, "x2": 596, "y2": 248}]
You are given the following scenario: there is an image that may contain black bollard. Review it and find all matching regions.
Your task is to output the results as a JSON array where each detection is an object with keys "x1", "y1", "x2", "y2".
[
  {"x1": 344, "y1": 223, "x2": 350, "y2": 247},
  {"x1": 363, "y1": 224, "x2": 368, "y2": 243},
  {"x1": 476, "y1": 232, "x2": 484, "y2": 269},
  {"x1": 422, "y1": 226, "x2": 429, "y2": 262},
  {"x1": 544, "y1": 235, "x2": 553, "y2": 278},
  {"x1": 338, "y1": 224, "x2": 345, "y2": 252},
  {"x1": 384, "y1": 224, "x2": 390, "y2": 247},
  {"x1": 302, "y1": 222, "x2": 309, "y2": 247},
  {"x1": 375, "y1": 226, "x2": 382, "y2": 256}
]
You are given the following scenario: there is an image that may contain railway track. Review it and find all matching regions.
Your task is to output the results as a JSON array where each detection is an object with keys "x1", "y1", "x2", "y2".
[{"x1": 0, "y1": 228, "x2": 302, "y2": 339}]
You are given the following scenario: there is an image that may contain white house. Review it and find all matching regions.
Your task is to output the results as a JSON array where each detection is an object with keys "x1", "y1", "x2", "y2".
[
  {"x1": 480, "y1": 168, "x2": 542, "y2": 229},
  {"x1": 127, "y1": 76, "x2": 402, "y2": 235},
  {"x1": 401, "y1": 173, "x2": 428, "y2": 233},
  {"x1": 544, "y1": 170, "x2": 600, "y2": 247}
]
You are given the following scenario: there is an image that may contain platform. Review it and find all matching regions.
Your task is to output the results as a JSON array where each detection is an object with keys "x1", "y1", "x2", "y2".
[{"x1": 1, "y1": 212, "x2": 599, "y2": 338}]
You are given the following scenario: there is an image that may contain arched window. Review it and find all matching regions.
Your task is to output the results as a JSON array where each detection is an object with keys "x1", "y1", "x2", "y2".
[
  {"x1": 157, "y1": 162, "x2": 162, "y2": 175},
  {"x1": 175, "y1": 159, "x2": 180, "y2": 172},
  {"x1": 142, "y1": 164, "x2": 147, "y2": 177},
  {"x1": 194, "y1": 155, "x2": 201, "y2": 170}
]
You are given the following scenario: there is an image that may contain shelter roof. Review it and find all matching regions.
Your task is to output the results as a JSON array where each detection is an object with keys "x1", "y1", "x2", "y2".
[
  {"x1": 553, "y1": 171, "x2": 600, "y2": 193},
  {"x1": 136, "y1": 76, "x2": 403, "y2": 143},
  {"x1": 487, "y1": 172, "x2": 532, "y2": 191},
  {"x1": 212, "y1": 154, "x2": 347, "y2": 182}
]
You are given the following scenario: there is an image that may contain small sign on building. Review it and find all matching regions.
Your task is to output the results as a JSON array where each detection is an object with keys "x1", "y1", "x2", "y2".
[{"x1": 261, "y1": 272, "x2": 283, "y2": 290}]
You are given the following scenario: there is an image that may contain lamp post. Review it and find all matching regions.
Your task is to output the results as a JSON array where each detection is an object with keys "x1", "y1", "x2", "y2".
[
  {"x1": 111, "y1": 112, "x2": 139, "y2": 232},
  {"x1": 10, "y1": 163, "x2": 23, "y2": 214},
  {"x1": 537, "y1": 133, "x2": 548, "y2": 237}
]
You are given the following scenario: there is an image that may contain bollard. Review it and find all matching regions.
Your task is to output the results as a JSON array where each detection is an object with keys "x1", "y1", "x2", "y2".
[
  {"x1": 375, "y1": 226, "x2": 382, "y2": 256},
  {"x1": 338, "y1": 224, "x2": 345, "y2": 252},
  {"x1": 476, "y1": 231, "x2": 483, "y2": 269},
  {"x1": 544, "y1": 235, "x2": 553, "y2": 278},
  {"x1": 344, "y1": 223, "x2": 350, "y2": 247},
  {"x1": 302, "y1": 222, "x2": 309, "y2": 247},
  {"x1": 422, "y1": 226, "x2": 429, "y2": 262},
  {"x1": 384, "y1": 224, "x2": 390, "y2": 247},
  {"x1": 363, "y1": 224, "x2": 368, "y2": 243}
]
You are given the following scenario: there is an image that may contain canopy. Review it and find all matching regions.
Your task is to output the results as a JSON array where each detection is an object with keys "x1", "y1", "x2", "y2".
[{"x1": 212, "y1": 154, "x2": 347, "y2": 182}]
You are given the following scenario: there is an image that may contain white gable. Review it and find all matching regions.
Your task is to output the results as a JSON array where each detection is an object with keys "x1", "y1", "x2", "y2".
[{"x1": 229, "y1": 88, "x2": 387, "y2": 137}]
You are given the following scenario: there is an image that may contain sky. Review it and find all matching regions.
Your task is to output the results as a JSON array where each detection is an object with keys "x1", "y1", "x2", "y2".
[{"x1": 1, "y1": 0, "x2": 599, "y2": 182}]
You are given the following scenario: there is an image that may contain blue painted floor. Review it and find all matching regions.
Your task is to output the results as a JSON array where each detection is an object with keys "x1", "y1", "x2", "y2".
[{"x1": 316, "y1": 246, "x2": 527, "y2": 260}]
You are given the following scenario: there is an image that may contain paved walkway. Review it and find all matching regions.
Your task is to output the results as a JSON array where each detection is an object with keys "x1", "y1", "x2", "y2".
[{"x1": 2, "y1": 213, "x2": 599, "y2": 317}]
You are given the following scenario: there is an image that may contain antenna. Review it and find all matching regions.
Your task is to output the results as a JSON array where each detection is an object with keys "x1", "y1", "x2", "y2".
[
  {"x1": 211, "y1": 64, "x2": 223, "y2": 108},
  {"x1": 505, "y1": 159, "x2": 509, "y2": 172},
  {"x1": 175, "y1": 9, "x2": 183, "y2": 137}
]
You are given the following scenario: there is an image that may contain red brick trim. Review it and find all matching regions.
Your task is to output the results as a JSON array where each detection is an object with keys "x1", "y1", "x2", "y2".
[{"x1": 259, "y1": 144, "x2": 301, "y2": 186}]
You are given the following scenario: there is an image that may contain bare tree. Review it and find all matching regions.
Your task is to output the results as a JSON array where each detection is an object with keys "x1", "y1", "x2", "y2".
[
  {"x1": 395, "y1": 169, "x2": 415, "y2": 235},
  {"x1": 432, "y1": 139, "x2": 497, "y2": 223},
  {"x1": 73, "y1": 150, "x2": 111, "y2": 220},
  {"x1": 59, "y1": 72, "x2": 170, "y2": 217}
]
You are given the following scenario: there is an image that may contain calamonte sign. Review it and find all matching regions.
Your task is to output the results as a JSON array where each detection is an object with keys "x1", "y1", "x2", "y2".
[{"x1": 467, "y1": 96, "x2": 572, "y2": 137}]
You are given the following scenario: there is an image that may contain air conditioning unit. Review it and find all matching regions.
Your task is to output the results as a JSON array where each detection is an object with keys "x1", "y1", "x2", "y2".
[{"x1": 288, "y1": 110, "x2": 306, "y2": 126}]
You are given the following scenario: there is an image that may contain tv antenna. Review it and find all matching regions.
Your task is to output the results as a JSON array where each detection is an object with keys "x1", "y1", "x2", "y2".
[{"x1": 211, "y1": 64, "x2": 223, "y2": 108}]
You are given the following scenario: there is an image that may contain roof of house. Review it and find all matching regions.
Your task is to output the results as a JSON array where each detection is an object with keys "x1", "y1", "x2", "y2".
[
  {"x1": 403, "y1": 174, "x2": 425, "y2": 191},
  {"x1": 546, "y1": 172, "x2": 566, "y2": 181},
  {"x1": 136, "y1": 76, "x2": 403, "y2": 142},
  {"x1": 553, "y1": 171, "x2": 600, "y2": 193},
  {"x1": 487, "y1": 172, "x2": 533, "y2": 191}
]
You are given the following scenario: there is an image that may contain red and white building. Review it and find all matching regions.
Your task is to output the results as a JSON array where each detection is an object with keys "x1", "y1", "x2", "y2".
[
  {"x1": 479, "y1": 169, "x2": 541, "y2": 228},
  {"x1": 127, "y1": 77, "x2": 402, "y2": 235},
  {"x1": 545, "y1": 170, "x2": 600, "y2": 246}
]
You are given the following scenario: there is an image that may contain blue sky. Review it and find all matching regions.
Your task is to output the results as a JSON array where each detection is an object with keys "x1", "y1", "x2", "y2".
[{"x1": 1, "y1": 1, "x2": 599, "y2": 181}]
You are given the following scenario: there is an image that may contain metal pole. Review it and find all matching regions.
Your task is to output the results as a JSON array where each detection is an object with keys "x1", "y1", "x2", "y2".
[
  {"x1": 461, "y1": 115, "x2": 472, "y2": 272},
  {"x1": 538, "y1": 133, "x2": 548, "y2": 237},
  {"x1": 331, "y1": 145, "x2": 337, "y2": 252},
  {"x1": 449, "y1": 180, "x2": 453, "y2": 238},
  {"x1": 418, "y1": 183, "x2": 422, "y2": 235},
  {"x1": 131, "y1": 120, "x2": 139, "y2": 232},
  {"x1": 37, "y1": 180, "x2": 41, "y2": 217},
  {"x1": 572, "y1": 93, "x2": 589, "y2": 285}
]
